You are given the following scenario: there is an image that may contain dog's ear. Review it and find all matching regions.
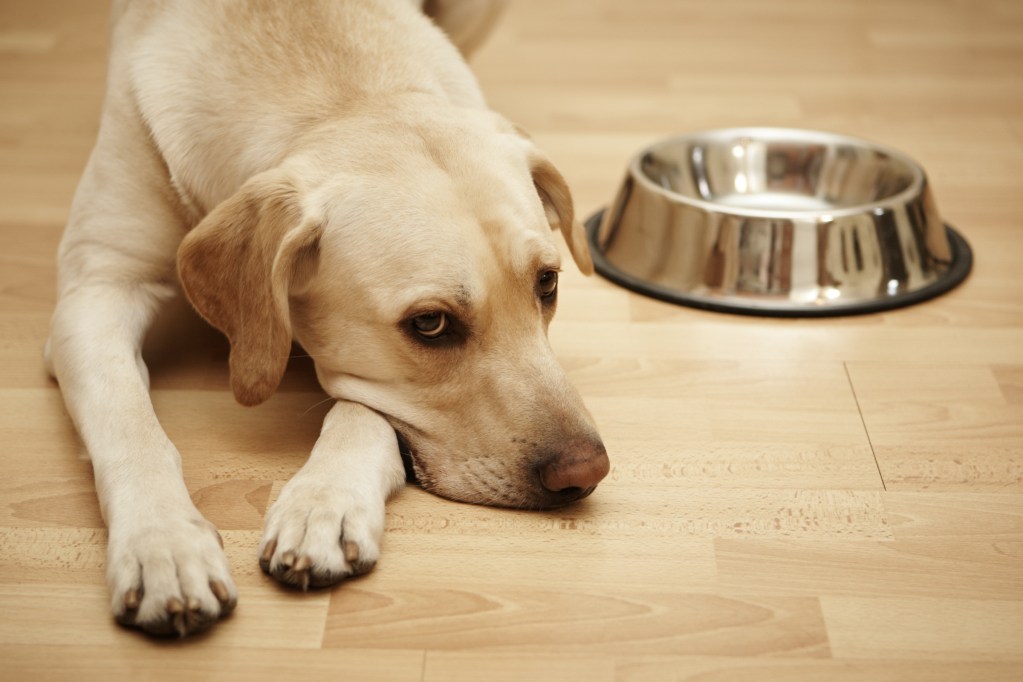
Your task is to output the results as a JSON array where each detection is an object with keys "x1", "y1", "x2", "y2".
[
  {"x1": 529, "y1": 154, "x2": 594, "y2": 275},
  {"x1": 492, "y1": 114, "x2": 594, "y2": 273},
  {"x1": 523, "y1": 146, "x2": 594, "y2": 275},
  {"x1": 177, "y1": 169, "x2": 322, "y2": 406}
]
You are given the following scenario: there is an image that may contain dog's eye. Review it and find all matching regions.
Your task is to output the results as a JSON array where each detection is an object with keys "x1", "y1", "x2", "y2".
[
  {"x1": 411, "y1": 311, "x2": 448, "y2": 338},
  {"x1": 538, "y1": 270, "x2": 559, "y2": 299}
]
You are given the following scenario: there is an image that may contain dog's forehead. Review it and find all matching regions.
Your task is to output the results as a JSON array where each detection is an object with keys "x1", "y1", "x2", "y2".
[
  {"x1": 485, "y1": 216, "x2": 562, "y2": 270},
  {"x1": 317, "y1": 178, "x2": 559, "y2": 317},
  {"x1": 386, "y1": 218, "x2": 561, "y2": 315}
]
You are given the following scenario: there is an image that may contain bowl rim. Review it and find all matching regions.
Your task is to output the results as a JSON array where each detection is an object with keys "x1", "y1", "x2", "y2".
[{"x1": 628, "y1": 126, "x2": 927, "y2": 220}]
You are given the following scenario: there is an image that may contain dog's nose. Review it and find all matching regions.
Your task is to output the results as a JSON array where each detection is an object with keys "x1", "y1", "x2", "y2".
[{"x1": 539, "y1": 440, "x2": 610, "y2": 496}]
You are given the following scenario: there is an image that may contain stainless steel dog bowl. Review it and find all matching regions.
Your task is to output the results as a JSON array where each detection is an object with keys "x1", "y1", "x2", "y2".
[{"x1": 587, "y1": 128, "x2": 971, "y2": 316}]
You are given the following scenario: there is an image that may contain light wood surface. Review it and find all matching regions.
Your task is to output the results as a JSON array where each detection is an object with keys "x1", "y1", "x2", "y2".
[{"x1": 2, "y1": 0, "x2": 1022, "y2": 679}]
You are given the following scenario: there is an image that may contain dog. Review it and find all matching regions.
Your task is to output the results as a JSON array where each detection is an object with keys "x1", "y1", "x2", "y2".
[{"x1": 46, "y1": 0, "x2": 609, "y2": 637}]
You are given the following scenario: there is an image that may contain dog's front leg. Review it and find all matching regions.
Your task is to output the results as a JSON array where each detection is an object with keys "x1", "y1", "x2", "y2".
[
  {"x1": 259, "y1": 400, "x2": 406, "y2": 589},
  {"x1": 49, "y1": 285, "x2": 238, "y2": 636}
]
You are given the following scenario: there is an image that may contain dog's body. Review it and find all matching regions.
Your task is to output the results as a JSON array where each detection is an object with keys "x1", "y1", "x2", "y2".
[{"x1": 48, "y1": 0, "x2": 608, "y2": 636}]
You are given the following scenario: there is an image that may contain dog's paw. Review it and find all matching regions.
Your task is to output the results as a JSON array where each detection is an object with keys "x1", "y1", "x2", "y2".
[
  {"x1": 107, "y1": 512, "x2": 237, "y2": 637},
  {"x1": 258, "y1": 480, "x2": 385, "y2": 590}
]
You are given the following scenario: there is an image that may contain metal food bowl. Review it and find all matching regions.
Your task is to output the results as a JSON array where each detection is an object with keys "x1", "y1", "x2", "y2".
[{"x1": 586, "y1": 127, "x2": 972, "y2": 316}]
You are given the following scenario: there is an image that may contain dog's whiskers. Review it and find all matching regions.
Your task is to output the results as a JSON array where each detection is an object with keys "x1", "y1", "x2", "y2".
[{"x1": 299, "y1": 394, "x2": 336, "y2": 417}]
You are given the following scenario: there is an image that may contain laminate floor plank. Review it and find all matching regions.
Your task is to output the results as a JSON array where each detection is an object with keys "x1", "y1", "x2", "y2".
[{"x1": 2, "y1": 0, "x2": 1021, "y2": 679}]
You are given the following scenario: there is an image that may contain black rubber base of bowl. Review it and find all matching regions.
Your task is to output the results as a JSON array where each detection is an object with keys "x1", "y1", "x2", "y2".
[{"x1": 584, "y1": 209, "x2": 973, "y2": 318}]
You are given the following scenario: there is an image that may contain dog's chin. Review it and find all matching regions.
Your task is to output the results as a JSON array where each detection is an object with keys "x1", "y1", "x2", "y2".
[
  {"x1": 421, "y1": 479, "x2": 595, "y2": 511},
  {"x1": 397, "y1": 437, "x2": 596, "y2": 510}
]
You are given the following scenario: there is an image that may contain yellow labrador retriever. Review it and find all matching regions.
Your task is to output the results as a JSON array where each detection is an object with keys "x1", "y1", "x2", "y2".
[{"x1": 47, "y1": 0, "x2": 608, "y2": 637}]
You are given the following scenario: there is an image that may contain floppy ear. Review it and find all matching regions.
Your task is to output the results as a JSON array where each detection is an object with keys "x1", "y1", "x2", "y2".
[
  {"x1": 177, "y1": 169, "x2": 322, "y2": 406},
  {"x1": 527, "y1": 150, "x2": 594, "y2": 275}
]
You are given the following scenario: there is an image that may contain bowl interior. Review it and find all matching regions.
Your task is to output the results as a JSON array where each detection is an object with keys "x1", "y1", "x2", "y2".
[{"x1": 638, "y1": 131, "x2": 921, "y2": 214}]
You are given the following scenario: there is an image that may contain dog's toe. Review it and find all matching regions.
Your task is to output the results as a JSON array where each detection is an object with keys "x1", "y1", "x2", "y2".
[
  {"x1": 273, "y1": 552, "x2": 319, "y2": 591},
  {"x1": 343, "y1": 539, "x2": 376, "y2": 575},
  {"x1": 210, "y1": 579, "x2": 236, "y2": 612},
  {"x1": 118, "y1": 598, "x2": 219, "y2": 637},
  {"x1": 108, "y1": 514, "x2": 237, "y2": 637},
  {"x1": 134, "y1": 586, "x2": 232, "y2": 637},
  {"x1": 259, "y1": 485, "x2": 385, "y2": 589},
  {"x1": 260, "y1": 540, "x2": 360, "y2": 589}
]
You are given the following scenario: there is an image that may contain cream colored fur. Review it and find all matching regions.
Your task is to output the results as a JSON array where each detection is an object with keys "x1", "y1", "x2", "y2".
[{"x1": 48, "y1": 0, "x2": 607, "y2": 637}]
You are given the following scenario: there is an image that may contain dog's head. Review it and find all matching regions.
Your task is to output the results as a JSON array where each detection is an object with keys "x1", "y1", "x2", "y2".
[{"x1": 178, "y1": 110, "x2": 608, "y2": 509}]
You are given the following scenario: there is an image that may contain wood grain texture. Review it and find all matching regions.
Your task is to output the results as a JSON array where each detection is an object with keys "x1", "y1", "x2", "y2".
[
  {"x1": 1, "y1": 0, "x2": 1022, "y2": 679},
  {"x1": 847, "y1": 363, "x2": 1023, "y2": 490}
]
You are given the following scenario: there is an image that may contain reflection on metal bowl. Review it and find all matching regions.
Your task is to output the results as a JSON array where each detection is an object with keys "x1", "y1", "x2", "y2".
[{"x1": 587, "y1": 128, "x2": 972, "y2": 317}]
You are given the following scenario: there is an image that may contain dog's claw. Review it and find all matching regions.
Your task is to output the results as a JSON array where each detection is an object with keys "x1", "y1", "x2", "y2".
[
  {"x1": 264, "y1": 553, "x2": 315, "y2": 590},
  {"x1": 261, "y1": 541, "x2": 371, "y2": 589},
  {"x1": 280, "y1": 550, "x2": 296, "y2": 569},
  {"x1": 210, "y1": 580, "x2": 232, "y2": 605},
  {"x1": 259, "y1": 539, "x2": 277, "y2": 573},
  {"x1": 292, "y1": 555, "x2": 312, "y2": 591},
  {"x1": 165, "y1": 597, "x2": 186, "y2": 637},
  {"x1": 343, "y1": 540, "x2": 360, "y2": 564},
  {"x1": 166, "y1": 597, "x2": 212, "y2": 638},
  {"x1": 124, "y1": 588, "x2": 141, "y2": 611}
]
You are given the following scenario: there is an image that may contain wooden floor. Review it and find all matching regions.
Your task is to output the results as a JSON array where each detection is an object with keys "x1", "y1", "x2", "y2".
[{"x1": 2, "y1": 0, "x2": 1022, "y2": 679}]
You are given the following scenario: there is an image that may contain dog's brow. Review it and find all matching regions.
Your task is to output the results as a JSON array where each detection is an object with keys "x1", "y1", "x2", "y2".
[
  {"x1": 529, "y1": 243, "x2": 562, "y2": 273},
  {"x1": 397, "y1": 284, "x2": 475, "y2": 318}
]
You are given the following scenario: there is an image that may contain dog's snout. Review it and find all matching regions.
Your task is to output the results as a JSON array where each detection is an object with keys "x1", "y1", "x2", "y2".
[{"x1": 539, "y1": 440, "x2": 610, "y2": 497}]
